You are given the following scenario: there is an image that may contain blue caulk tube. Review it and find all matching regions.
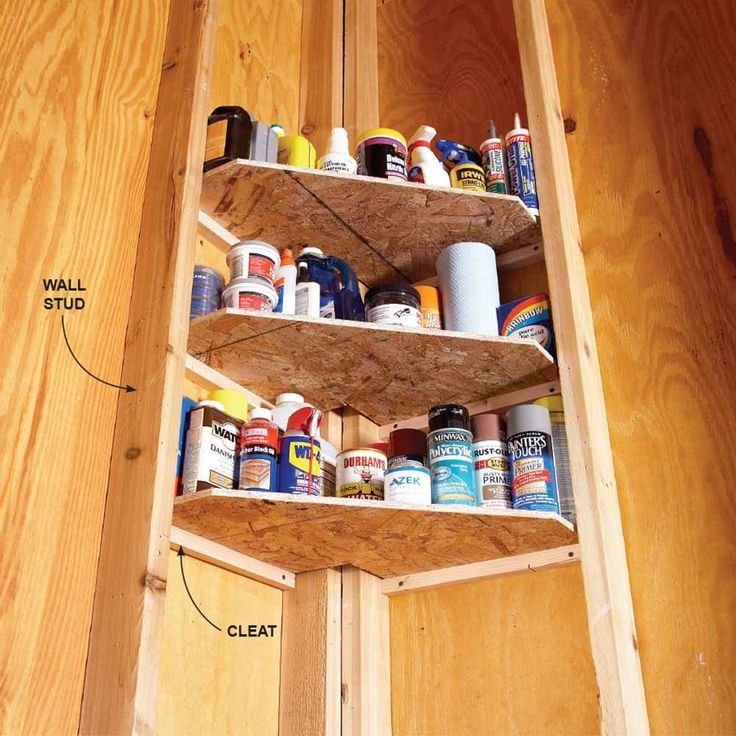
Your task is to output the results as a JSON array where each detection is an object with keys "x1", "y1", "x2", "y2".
[
  {"x1": 505, "y1": 113, "x2": 539, "y2": 216},
  {"x1": 427, "y1": 404, "x2": 477, "y2": 505},
  {"x1": 506, "y1": 404, "x2": 559, "y2": 513}
]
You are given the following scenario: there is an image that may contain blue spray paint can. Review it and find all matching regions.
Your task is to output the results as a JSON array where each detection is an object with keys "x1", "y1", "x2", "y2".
[
  {"x1": 427, "y1": 404, "x2": 477, "y2": 505},
  {"x1": 505, "y1": 113, "x2": 539, "y2": 216},
  {"x1": 276, "y1": 407, "x2": 322, "y2": 495},
  {"x1": 506, "y1": 404, "x2": 559, "y2": 513}
]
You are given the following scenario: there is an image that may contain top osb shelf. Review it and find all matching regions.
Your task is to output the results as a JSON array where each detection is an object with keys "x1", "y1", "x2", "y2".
[
  {"x1": 173, "y1": 490, "x2": 576, "y2": 578},
  {"x1": 200, "y1": 160, "x2": 541, "y2": 285}
]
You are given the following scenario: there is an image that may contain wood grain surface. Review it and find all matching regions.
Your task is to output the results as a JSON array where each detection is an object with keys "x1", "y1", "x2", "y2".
[
  {"x1": 201, "y1": 159, "x2": 540, "y2": 285},
  {"x1": 0, "y1": 1, "x2": 169, "y2": 733},
  {"x1": 188, "y1": 308, "x2": 557, "y2": 424},
  {"x1": 155, "y1": 550, "x2": 282, "y2": 736},
  {"x1": 390, "y1": 564, "x2": 598, "y2": 736},
  {"x1": 173, "y1": 490, "x2": 575, "y2": 578},
  {"x1": 208, "y1": 0, "x2": 302, "y2": 133},
  {"x1": 547, "y1": 0, "x2": 736, "y2": 732},
  {"x1": 377, "y1": 0, "x2": 527, "y2": 148}
]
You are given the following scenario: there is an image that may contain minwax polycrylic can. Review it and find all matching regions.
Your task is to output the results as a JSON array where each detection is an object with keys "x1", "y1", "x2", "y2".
[
  {"x1": 427, "y1": 404, "x2": 476, "y2": 505},
  {"x1": 505, "y1": 113, "x2": 539, "y2": 215},
  {"x1": 506, "y1": 404, "x2": 559, "y2": 513}
]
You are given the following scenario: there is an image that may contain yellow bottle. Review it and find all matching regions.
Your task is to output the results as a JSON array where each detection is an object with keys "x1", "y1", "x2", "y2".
[{"x1": 278, "y1": 135, "x2": 316, "y2": 168}]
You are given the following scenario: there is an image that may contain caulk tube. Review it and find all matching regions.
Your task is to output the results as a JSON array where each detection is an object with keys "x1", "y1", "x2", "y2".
[
  {"x1": 506, "y1": 404, "x2": 559, "y2": 513},
  {"x1": 480, "y1": 120, "x2": 507, "y2": 194},
  {"x1": 505, "y1": 113, "x2": 539, "y2": 215},
  {"x1": 427, "y1": 404, "x2": 477, "y2": 505}
]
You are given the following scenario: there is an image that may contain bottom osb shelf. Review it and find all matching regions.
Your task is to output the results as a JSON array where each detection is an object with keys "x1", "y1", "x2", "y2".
[{"x1": 172, "y1": 490, "x2": 576, "y2": 578}]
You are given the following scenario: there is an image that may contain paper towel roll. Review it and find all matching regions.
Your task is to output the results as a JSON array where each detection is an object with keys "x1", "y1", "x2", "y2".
[{"x1": 436, "y1": 242, "x2": 500, "y2": 335}]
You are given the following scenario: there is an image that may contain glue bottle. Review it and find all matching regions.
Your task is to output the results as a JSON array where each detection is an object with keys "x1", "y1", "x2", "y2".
[
  {"x1": 449, "y1": 152, "x2": 486, "y2": 192},
  {"x1": 274, "y1": 248, "x2": 297, "y2": 314},
  {"x1": 317, "y1": 127, "x2": 357, "y2": 175},
  {"x1": 480, "y1": 120, "x2": 507, "y2": 194},
  {"x1": 505, "y1": 113, "x2": 539, "y2": 215},
  {"x1": 407, "y1": 125, "x2": 450, "y2": 187}
]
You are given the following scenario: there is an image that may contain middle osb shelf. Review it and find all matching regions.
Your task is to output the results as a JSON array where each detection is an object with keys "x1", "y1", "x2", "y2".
[
  {"x1": 200, "y1": 159, "x2": 541, "y2": 285},
  {"x1": 188, "y1": 309, "x2": 557, "y2": 425},
  {"x1": 173, "y1": 490, "x2": 576, "y2": 578}
]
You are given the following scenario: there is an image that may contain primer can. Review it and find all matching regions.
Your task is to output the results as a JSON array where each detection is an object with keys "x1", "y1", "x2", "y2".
[
  {"x1": 471, "y1": 413, "x2": 512, "y2": 509},
  {"x1": 336, "y1": 448, "x2": 387, "y2": 500},
  {"x1": 238, "y1": 408, "x2": 279, "y2": 491},
  {"x1": 506, "y1": 404, "x2": 559, "y2": 513},
  {"x1": 384, "y1": 466, "x2": 431, "y2": 504},
  {"x1": 427, "y1": 404, "x2": 476, "y2": 505}
]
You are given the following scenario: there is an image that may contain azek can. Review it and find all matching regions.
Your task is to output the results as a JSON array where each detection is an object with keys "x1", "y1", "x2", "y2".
[
  {"x1": 506, "y1": 404, "x2": 559, "y2": 513},
  {"x1": 384, "y1": 466, "x2": 431, "y2": 504},
  {"x1": 336, "y1": 448, "x2": 387, "y2": 500},
  {"x1": 427, "y1": 404, "x2": 476, "y2": 505}
]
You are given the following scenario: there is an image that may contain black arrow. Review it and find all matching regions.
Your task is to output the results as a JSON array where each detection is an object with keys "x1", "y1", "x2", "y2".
[
  {"x1": 178, "y1": 547, "x2": 221, "y2": 631},
  {"x1": 61, "y1": 314, "x2": 135, "y2": 392}
]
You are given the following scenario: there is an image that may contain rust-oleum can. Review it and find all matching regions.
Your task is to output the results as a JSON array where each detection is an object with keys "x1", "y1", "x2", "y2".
[
  {"x1": 471, "y1": 413, "x2": 511, "y2": 509},
  {"x1": 427, "y1": 404, "x2": 477, "y2": 505}
]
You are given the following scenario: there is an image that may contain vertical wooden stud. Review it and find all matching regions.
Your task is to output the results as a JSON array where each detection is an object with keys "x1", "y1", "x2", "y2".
[
  {"x1": 342, "y1": 407, "x2": 382, "y2": 449},
  {"x1": 342, "y1": 567, "x2": 392, "y2": 736},
  {"x1": 344, "y1": 0, "x2": 380, "y2": 144},
  {"x1": 79, "y1": 1, "x2": 216, "y2": 733},
  {"x1": 512, "y1": 1, "x2": 649, "y2": 734},
  {"x1": 279, "y1": 569, "x2": 342, "y2": 736},
  {"x1": 299, "y1": 0, "x2": 344, "y2": 155},
  {"x1": 322, "y1": 409, "x2": 345, "y2": 450}
]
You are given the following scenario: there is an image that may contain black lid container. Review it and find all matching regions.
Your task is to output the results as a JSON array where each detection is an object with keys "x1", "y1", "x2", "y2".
[{"x1": 428, "y1": 403, "x2": 470, "y2": 432}]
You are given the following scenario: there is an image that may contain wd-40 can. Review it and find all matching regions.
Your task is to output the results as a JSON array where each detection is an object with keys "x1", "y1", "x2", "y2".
[
  {"x1": 506, "y1": 404, "x2": 559, "y2": 513},
  {"x1": 427, "y1": 404, "x2": 477, "y2": 505},
  {"x1": 505, "y1": 113, "x2": 539, "y2": 216},
  {"x1": 277, "y1": 406, "x2": 322, "y2": 495}
]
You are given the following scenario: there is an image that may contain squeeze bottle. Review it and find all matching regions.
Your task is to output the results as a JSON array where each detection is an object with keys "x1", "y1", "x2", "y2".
[
  {"x1": 317, "y1": 128, "x2": 357, "y2": 175},
  {"x1": 407, "y1": 125, "x2": 450, "y2": 187}
]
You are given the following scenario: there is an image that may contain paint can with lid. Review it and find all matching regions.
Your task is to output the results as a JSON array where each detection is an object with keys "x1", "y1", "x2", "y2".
[
  {"x1": 387, "y1": 428, "x2": 427, "y2": 468},
  {"x1": 222, "y1": 277, "x2": 278, "y2": 312},
  {"x1": 471, "y1": 413, "x2": 511, "y2": 509},
  {"x1": 365, "y1": 284, "x2": 422, "y2": 328},
  {"x1": 384, "y1": 466, "x2": 432, "y2": 505},
  {"x1": 226, "y1": 240, "x2": 280, "y2": 284},
  {"x1": 427, "y1": 404, "x2": 476, "y2": 505},
  {"x1": 356, "y1": 128, "x2": 408, "y2": 181},
  {"x1": 506, "y1": 404, "x2": 559, "y2": 513},
  {"x1": 336, "y1": 447, "x2": 387, "y2": 500}
]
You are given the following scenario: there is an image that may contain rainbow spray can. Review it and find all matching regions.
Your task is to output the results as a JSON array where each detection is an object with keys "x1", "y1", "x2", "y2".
[{"x1": 505, "y1": 113, "x2": 539, "y2": 215}]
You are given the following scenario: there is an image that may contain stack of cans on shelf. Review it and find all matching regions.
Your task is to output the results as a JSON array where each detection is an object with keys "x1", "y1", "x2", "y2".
[{"x1": 190, "y1": 265, "x2": 224, "y2": 320}]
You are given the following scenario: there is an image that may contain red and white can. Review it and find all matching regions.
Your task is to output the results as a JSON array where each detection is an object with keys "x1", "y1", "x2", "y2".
[{"x1": 336, "y1": 447, "x2": 387, "y2": 500}]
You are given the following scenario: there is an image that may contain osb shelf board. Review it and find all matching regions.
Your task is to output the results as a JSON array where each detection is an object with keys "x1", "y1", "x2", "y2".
[
  {"x1": 173, "y1": 491, "x2": 576, "y2": 578},
  {"x1": 200, "y1": 159, "x2": 540, "y2": 284},
  {"x1": 188, "y1": 309, "x2": 557, "y2": 425}
]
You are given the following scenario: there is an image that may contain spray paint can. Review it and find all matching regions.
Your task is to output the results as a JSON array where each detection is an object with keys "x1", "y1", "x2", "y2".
[
  {"x1": 427, "y1": 404, "x2": 476, "y2": 505},
  {"x1": 471, "y1": 413, "x2": 512, "y2": 509},
  {"x1": 506, "y1": 404, "x2": 559, "y2": 513},
  {"x1": 480, "y1": 121, "x2": 507, "y2": 194},
  {"x1": 277, "y1": 407, "x2": 322, "y2": 495},
  {"x1": 387, "y1": 428, "x2": 427, "y2": 468},
  {"x1": 505, "y1": 113, "x2": 539, "y2": 215},
  {"x1": 238, "y1": 408, "x2": 279, "y2": 491}
]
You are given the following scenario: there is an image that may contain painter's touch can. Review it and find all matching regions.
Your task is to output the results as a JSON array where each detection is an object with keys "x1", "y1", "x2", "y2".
[
  {"x1": 384, "y1": 466, "x2": 432, "y2": 504},
  {"x1": 278, "y1": 435, "x2": 321, "y2": 495},
  {"x1": 506, "y1": 404, "x2": 559, "y2": 513},
  {"x1": 336, "y1": 448, "x2": 386, "y2": 500},
  {"x1": 450, "y1": 162, "x2": 486, "y2": 192},
  {"x1": 427, "y1": 404, "x2": 476, "y2": 505},
  {"x1": 388, "y1": 428, "x2": 427, "y2": 468},
  {"x1": 471, "y1": 413, "x2": 512, "y2": 509},
  {"x1": 356, "y1": 128, "x2": 408, "y2": 181},
  {"x1": 506, "y1": 114, "x2": 539, "y2": 215}
]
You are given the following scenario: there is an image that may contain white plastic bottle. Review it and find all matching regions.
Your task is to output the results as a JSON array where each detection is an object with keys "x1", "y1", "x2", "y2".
[
  {"x1": 295, "y1": 261, "x2": 320, "y2": 318},
  {"x1": 317, "y1": 128, "x2": 357, "y2": 175},
  {"x1": 274, "y1": 247, "x2": 297, "y2": 314},
  {"x1": 272, "y1": 392, "x2": 309, "y2": 432},
  {"x1": 407, "y1": 125, "x2": 451, "y2": 187}
]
